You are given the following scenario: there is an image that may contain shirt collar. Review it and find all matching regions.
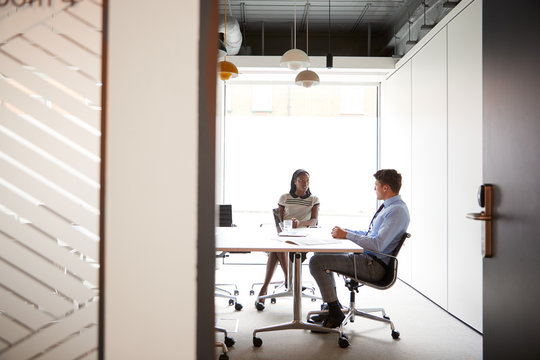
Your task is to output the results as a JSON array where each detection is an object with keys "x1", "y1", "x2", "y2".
[
  {"x1": 291, "y1": 192, "x2": 311, "y2": 199},
  {"x1": 383, "y1": 194, "x2": 401, "y2": 207}
]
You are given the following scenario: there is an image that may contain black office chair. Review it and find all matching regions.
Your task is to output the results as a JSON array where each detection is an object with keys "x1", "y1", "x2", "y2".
[
  {"x1": 307, "y1": 232, "x2": 411, "y2": 348},
  {"x1": 216, "y1": 204, "x2": 242, "y2": 311}
]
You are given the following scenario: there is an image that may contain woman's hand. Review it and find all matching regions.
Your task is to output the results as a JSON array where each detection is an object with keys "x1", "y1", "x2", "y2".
[
  {"x1": 291, "y1": 218, "x2": 300, "y2": 228},
  {"x1": 331, "y1": 226, "x2": 347, "y2": 239}
]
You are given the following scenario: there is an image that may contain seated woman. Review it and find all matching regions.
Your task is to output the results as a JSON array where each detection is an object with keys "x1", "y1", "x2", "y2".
[{"x1": 256, "y1": 169, "x2": 319, "y2": 307}]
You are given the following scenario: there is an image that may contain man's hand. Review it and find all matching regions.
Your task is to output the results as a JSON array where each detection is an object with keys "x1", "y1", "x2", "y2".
[{"x1": 331, "y1": 226, "x2": 347, "y2": 239}]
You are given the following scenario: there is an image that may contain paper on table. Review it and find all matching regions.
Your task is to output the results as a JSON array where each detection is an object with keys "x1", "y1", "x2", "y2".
[{"x1": 272, "y1": 235, "x2": 342, "y2": 246}]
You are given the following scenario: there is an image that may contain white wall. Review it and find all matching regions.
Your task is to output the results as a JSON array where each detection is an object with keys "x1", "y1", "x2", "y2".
[
  {"x1": 380, "y1": 0, "x2": 483, "y2": 331},
  {"x1": 105, "y1": 1, "x2": 199, "y2": 358}
]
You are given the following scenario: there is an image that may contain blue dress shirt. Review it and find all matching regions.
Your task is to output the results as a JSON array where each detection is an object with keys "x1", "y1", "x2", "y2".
[{"x1": 345, "y1": 194, "x2": 410, "y2": 264}]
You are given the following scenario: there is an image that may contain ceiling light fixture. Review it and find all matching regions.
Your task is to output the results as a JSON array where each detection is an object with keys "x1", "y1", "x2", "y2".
[
  {"x1": 280, "y1": 0, "x2": 310, "y2": 71},
  {"x1": 295, "y1": 1, "x2": 319, "y2": 88},
  {"x1": 326, "y1": 0, "x2": 333, "y2": 68},
  {"x1": 218, "y1": 0, "x2": 239, "y2": 81}
]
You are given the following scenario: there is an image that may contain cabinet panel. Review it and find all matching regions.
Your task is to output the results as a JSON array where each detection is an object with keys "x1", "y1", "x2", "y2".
[
  {"x1": 411, "y1": 28, "x2": 448, "y2": 308},
  {"x1": 380, "y1": 61, "x2": 413, "y2": 283},
  {"x1": 447, "y1": 0, "x2": 483, "y2": 332}
]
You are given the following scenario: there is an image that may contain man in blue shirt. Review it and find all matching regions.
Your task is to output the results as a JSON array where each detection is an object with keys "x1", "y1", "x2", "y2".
[{"x1": 309, "y1": 169, "x2": 410, "y2": 329}]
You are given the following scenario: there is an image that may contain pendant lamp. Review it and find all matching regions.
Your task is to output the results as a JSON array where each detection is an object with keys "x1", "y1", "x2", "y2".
[
  {"x1": 326, "y1": 0, "x2": 333, "y2": 69},
  {"x1": 218, "y1": 0, "x2": 239, "y2": 81},
  {"x1": 295, "y1": 2, "x2": 319, "y2": 88},
  {"x1": 280, "y1": 0, "x2": 310, "y2": 70}
]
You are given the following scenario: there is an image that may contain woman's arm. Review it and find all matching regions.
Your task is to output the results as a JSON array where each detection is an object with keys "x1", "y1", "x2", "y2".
[
  {"x1": 293, "y1": 204, "x2": 319, "y2": 228},
  {"x1": 279, "y1": 205, "x2": 285, "y2": 222}
]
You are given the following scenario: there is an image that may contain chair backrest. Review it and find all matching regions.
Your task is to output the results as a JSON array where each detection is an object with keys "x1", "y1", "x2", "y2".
[
  {"x1": 369, "y1": 232, "x2": 411, "y2": 289},
  {"x1": 218, "y1": 204, "x2": 233, "y2": 227},
  {"x1": 272, "y1": 207, "x2": 282, "y2": 233},
  {"x1": 339, "y1": 232, "x2": 411, "y2": 290}
]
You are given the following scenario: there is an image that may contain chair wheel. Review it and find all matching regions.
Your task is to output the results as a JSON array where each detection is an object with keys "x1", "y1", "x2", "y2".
[
  {"x1": 234, "y1": 290, "x2": 239, "y2": 296},
  {"x1": 219, "y1": 354, "x2": 229, "y2": 360},
  {"x1": 228, "y1": 299, "x2": 234, "y2": 306},
  {"x1": 270, "y1": 298, "x2": 276, "y2": 304},
  {"x1": 235, "y1": 302, "x2": 243, "y2": 311},
  {"x1": 253, "y1": 336, "x2": 263, "y2": 347},
  {"x1": 224, "y1": 336, "x2": 235, "y2": 347},
  {"x1": 255, "y1": 302, "x2": 265, "y2": 311},
  {"x1": 392, "y1": 330, "x2": 400, "y2": 339},
  {"x1": 338, "y1": 336, "x2": 350, "y2": 348},
  {"x1": 250, "y1": 290, "x2": 254, "y2": 295}
]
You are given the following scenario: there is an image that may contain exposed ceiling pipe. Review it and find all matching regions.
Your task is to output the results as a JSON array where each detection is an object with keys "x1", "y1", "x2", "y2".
[
  {"x1": 352, "y1": 3, "x2": 371, "y2": 32},
  {"x1": 218, "y1": 15, "x2": 242, "y2": 55}
]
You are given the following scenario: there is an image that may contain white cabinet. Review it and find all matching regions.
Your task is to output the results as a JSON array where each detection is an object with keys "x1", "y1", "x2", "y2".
[
  {"x1": 447, "y1": 0, "x2": 483, "y2": 332},
  {"x1": 380, "y1": 62, "x2": 413, "y2": 283},
  {"x1": 410, "y1": 28, "x2": 449, "y2": 308},
  {"x1": 380, "y1": 0, "x2": 483, "y2": 331}
]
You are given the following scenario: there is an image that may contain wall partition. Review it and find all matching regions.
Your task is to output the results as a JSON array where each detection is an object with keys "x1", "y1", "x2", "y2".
[
  {"x1": 380, "y1": 0, "x2": 482, "y2": 332},
  {"x1": 0, "y1": 1, "x2": 102, "y2": 358}
]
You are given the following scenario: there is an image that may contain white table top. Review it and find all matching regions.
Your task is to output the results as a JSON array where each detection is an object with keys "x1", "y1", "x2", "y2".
[{"x1": 216, "y1": 226, "x2": 363, "y2": 253}]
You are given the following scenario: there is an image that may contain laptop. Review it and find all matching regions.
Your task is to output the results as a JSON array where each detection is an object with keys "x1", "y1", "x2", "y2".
[{"x1": 272, "y1": 208, "x2": 308, "y2": 237}]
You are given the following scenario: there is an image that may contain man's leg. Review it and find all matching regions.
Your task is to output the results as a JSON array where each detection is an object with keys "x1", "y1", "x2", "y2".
[{"x1": 309, "y1": 253, "x2": 386, "y2": 328}]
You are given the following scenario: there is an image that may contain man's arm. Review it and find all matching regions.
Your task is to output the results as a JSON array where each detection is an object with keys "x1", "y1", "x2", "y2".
[{"x1": 345, "y1": 207, "x2": 407, "y2": 252}]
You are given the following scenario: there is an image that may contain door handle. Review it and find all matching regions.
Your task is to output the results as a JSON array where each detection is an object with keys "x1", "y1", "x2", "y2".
[
  {"x1": 466, "y1": 212, "x2": 492, "y2": 221},
  {"x1": 466, "y1": 184, "x2": 493, "y2": 258}
]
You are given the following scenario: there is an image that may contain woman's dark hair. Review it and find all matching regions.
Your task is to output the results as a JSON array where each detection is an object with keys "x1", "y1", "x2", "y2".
[{"x1": 289, "y1": 169, "x2": 311, "y2": 197}]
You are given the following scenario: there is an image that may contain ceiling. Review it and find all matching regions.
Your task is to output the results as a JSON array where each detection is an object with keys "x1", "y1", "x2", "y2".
[{"x1": 218, "y1": 0, "x2": 461, "y2": 57}]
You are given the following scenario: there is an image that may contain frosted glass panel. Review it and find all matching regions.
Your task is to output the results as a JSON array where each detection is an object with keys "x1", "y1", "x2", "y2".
[{"x1": 0, "y1": 1, "x2": 102, "y2": 359}]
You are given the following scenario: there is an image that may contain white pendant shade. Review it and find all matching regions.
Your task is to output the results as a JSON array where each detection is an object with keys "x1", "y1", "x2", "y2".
[
  {"x1": 295, "y1": 69, "x2": 320, "y2": 88},
  {"x1": 280, "y1": 48, "x2": 310, "y2": 71}
]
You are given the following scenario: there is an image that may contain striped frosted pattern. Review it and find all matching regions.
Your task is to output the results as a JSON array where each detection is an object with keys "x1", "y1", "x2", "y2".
[{"x1": 0, "y1": 1, "x2": 101, "y2": 359}]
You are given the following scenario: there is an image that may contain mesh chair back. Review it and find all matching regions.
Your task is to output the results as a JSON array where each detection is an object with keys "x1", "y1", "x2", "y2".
[
  {"x1": 370, "y1": 232, "x2": 411, "y2": 288},
  {"x1": 337, "y1": 232, "x2": 411, "y2": 290},
  {"x1": 219, "y1": 204, "x2": 233, "y2": 227}
]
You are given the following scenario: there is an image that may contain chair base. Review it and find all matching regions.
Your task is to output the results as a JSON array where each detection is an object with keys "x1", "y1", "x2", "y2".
[{"x1": 306, "y1": 303, "x2": 399, "y2": 346}]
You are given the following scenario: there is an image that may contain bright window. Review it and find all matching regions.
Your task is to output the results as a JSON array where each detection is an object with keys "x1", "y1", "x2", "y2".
[{"x1": 221, "y1": 82, "x2": 379, "y2": 228}]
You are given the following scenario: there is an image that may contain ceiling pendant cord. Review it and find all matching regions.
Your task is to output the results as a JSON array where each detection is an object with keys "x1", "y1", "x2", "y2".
[
  {"x1": 306, "y1": 1, "x2": 309, "y2": 58},
  {"x1": 224, "y1": 0, "x2": 227, "y2": 60},
  {"x1": 294, "y1": 0, "x2": 297, "y2": 49}
]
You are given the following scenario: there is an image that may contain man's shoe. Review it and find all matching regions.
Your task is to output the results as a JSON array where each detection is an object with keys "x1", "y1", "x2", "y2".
[
  {"x1": 322, "y1": 311, "x2": 345, "y2": 329},
  {"x1": 309, "y1": 313, "x2": 328, "y2": 323}
]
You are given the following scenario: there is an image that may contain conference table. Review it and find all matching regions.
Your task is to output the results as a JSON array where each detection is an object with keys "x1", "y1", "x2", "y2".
[{"x1": 216, "y1": 226, "x2": 363, "y2": 347}]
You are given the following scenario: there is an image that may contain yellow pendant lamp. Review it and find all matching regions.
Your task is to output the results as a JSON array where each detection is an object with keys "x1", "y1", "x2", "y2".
[{"x1": 218, "y1": 0, "x2": 239, "y2": 81}]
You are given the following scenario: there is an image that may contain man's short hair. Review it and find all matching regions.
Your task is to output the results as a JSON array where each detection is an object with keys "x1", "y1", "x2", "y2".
[{"x1": 374, "y1": 169, "x2": 402, "y2": 193}]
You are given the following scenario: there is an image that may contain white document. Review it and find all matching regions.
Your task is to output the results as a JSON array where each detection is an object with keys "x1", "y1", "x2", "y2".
[{"x1": 273, "y1": 235, "x2": 342, "y2": 246}]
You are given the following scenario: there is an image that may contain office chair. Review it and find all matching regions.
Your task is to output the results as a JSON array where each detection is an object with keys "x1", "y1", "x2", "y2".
[
  {"x1": 215, "y1": 325, "x2": 235, "y2": 360},
  {"x1": 216, "y1": 204, "x2": 242, "y2": 311},
  {"x1": 307, "y1": 232, "x2": 411, "y2": 348},
  {"x1": 252, "y1": 208, "x2": 319, "y2": 311}
]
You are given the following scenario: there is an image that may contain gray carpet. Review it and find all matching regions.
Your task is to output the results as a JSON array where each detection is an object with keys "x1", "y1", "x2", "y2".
[{"x1": 215, "y1": 263, "x2": 481, "y2": 360}]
